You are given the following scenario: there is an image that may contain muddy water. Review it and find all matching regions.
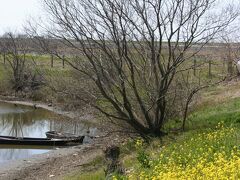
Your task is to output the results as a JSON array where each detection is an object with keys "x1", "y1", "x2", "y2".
[{"x1": 0, "y1": 102, "x2": 92, "y2": 164}]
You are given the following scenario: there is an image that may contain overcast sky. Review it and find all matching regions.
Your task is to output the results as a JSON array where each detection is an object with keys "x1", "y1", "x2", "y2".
[
  {"x1": 0, "y1": 0, "x2": 238, "y2": 37},
  {"x1": 0, "y1": 0, "x2": 42, "y2": 35}
]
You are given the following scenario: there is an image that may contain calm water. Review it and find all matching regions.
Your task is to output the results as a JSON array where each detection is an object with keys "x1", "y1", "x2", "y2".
[{"x1": 0, "y1": 102, "x2": 92, "y2": 164}]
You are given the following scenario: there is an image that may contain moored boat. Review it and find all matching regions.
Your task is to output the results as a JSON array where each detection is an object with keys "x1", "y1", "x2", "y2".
[
  {"x1": 0, "y1": 135, "x2": 84, "y2": 146},
  {"x1": 45, "y1": 131, "x2": 84, "y2": 139}
]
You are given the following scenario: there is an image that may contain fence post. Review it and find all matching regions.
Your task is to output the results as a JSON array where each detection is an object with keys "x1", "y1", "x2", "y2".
[
  {"x1": 227, "y1": 58, "x2": 233, "y2": 76},
  {"x1": 208, "y1": 59, "x2": 212, "y2": 78},
  {"x1": 51, "y1": 54, "x2": 54, "y2": 68},
  {"x1": 193, "y1": 55, "x2": 197, "y2": 76},
  {"x1": 62, "y1": 55, "x2": 65, "y2": 68},
  {"x1": 3, "y1": 52, "x2": 6, "y2": 64},
  {"x1": 222, "y1": 57, "x2": 226, "y2": 75},
  {"x1": 23, "y1": 51, "x2": 26, "y2": 61}
]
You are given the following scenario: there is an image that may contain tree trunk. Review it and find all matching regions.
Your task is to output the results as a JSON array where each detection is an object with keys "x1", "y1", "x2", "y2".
[{"x1": 182, "y1": 103, "x2": 189, "y2": 131}]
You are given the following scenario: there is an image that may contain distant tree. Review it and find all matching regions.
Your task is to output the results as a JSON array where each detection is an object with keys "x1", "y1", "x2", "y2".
[
  {"x1": 32, "y1": 0, "x2": 239, "y2": 136},
  {"x1": 0, "y1": 33, "x2": 43, "y2": 94},
  {"x1": 221, "y1": 34, "x2": 240, "y2": 76}
]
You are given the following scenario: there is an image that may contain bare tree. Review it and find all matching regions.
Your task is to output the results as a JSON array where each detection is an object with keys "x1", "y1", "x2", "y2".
[
  {"x1": 31, "y1": 0, "x2": 238, "y2": 136},
  {"x1": 0, "y1": 33, "x2": 44, "y2": 95},
  {"x1": 221, "y1": 35, "x2": 240, "y2": 76},
  {"x1": 175, "y1": 68, "x2": 226, "y2": 131}
]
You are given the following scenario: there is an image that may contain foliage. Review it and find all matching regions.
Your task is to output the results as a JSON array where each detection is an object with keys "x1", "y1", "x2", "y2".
[
  {"x1": 126, "y1": 123, "x2": 240, "y2": 179},
  {"x1": 164, "y1": 97, "x2": 240, "y2": 131},
  {"x1": 135, "y1": 139, "x2": 151, "y2": 168}
]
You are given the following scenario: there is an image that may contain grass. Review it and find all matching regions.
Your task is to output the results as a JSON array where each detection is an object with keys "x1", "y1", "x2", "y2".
[
  {"x1": 64, "y1": 156, "x2": 105, "y2": 180},
  {"x1": 126, "y1": 124, "x2": 240, "y2": 179},
  {"x1": 186, "y1": 97, "x2": 240, "y2": 129},
  {"x1": 0, "y1": 64, "x2": 6, "y2": 80},
  {"x1": 117, "y1": 94, "x2": 240, "y2": 179},
  {"x1": 0, "y1": 51, "x2": 240, "y2": 179},
  {"x1": 116, "y1": 96, "x2": 240, "y2": 179},
  {"x1": 64, "y1": 169, "x2": 105, "y2": 180},
  {"x1": 62, "y1": 96, "x2": 240, "y2": 179},
  {"x1": 0, "y1": 54, "x2": 76, "y2": 99},
  {"x1": 0, "y1": 62, "x2": 11, "y2": 93}
]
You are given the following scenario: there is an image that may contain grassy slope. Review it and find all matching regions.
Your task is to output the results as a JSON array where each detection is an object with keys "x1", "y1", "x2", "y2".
[
  {"x1": 126, "y1": 124, "x2": 240, "y2": 179},
  {"x1": 0, "y1": 54, "x2": 75, "y2": 101},
  {"x1": 63, "y1": 80, "x2": 240, "y2": 179},
  {"x1": 122, "y1": 82, "x2": 240, "y2": 179},
  {"x1": 1, "y1": 53, "x2": 239, "y2": 179}
]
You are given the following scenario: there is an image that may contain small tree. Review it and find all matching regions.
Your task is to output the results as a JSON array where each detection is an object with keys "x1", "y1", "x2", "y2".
[
  {"x1": 221, "y1": 33, "x2": 240, "y2": 76},
  {"x1": 33, "y1": 0, "x2": 238, "y2": 136},
  {"x1": 0, "y1": 33, "x2": 43, "y2": 94}
]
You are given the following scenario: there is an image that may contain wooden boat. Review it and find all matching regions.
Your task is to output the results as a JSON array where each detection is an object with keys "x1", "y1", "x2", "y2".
[
  {"x1": 0, "y1": 135, "x2": 84, "y2": 146},
  {"x1": 45, "y1": 131, "x2": 84, "y2": 139}
]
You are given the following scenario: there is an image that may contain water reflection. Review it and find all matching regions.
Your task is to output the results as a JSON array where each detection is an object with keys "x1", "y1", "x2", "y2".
[
  {"x1": 0, "y1": 102, "x2": 91, "y2": 164},
  {"x1": 0, "y1": 147, "x2": 50, "y2": 164}
]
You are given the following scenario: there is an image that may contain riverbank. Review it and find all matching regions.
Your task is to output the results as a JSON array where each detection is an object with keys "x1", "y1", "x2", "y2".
[
  {"x1": 0, "y1": 95, "x2": 88, "y2": 119},
  {"x1": 0, "y1": 96, "x2": 126, "y2": 180},
  {"x1": 0, "y1": 133, "x2": 125, "y2": 180},
  {"x1": 0, "y1": 144, "x2": 102, "y2": 180},
  {"x1": 0, "y1": 79, "x2": 239, "y2": 179}
]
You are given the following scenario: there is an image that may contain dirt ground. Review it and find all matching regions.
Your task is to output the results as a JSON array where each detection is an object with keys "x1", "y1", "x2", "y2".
[
  {"x1": 0, "y1": 135, "x2": 124, "y2": 180},
  {"x1": 0, "y1": 98, "x2": 126, "y2": 180},
  {"x1": 0, "y1": 144, "x2": 101, "y2": 180}
]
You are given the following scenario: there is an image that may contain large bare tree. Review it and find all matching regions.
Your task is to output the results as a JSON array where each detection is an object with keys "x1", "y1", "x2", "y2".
[{"x1": 33, "y1": 0, "x2": 238, "y2": 135}]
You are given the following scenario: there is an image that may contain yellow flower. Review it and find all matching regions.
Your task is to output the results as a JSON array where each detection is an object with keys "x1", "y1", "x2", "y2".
[{"x1": 127, "y1": 125, "x2": 240, "y2": 180}]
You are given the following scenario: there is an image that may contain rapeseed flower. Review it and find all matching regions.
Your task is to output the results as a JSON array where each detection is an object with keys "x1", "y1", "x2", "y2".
[{"x1": 126, "y1": 124, "x2": 240, "y2": 180}]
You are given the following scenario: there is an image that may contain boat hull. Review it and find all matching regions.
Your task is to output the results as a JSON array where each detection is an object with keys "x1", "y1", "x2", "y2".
[
  {"x1": 0, "y1": 135, "x2": 84, "y2": 146},
  {"x1": 45, "y1": 131, "x2": 83, "y2": 139}
]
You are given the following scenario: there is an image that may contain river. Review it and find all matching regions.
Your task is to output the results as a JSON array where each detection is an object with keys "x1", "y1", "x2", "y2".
[{"x1": 0, "y1": 102, "x2": 91, "y2": 164}]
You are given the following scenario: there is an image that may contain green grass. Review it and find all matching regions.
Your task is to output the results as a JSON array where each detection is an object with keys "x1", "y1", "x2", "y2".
[
  {"x1": 118, "y1": 97, "x2": 240, "y2": 179},
  {"x1": 64, "y1": 156, "x2": 105, "y2": 180},
  {"x1": 187, "y1": 97, "x2": 240, "y2": 129},
  {"x1": 124, "y1": 124, "x2": 240, "y2": 179},
  {"x1": 0, "y1": 63, "x2": 11, "y2": 93},
  {"x1": 64, "y1": 169, "x2": 105, "y2": 180},
  {"x1": 165, "y1": 97, "x2": 240, "y2": 131},
  {"x1": 63, "y1": 95, "x2": 240, "y2": 179},
  {"x1": 0, "y1": 52, "x2": 240, "y2": 180},
  {"x1": 0, "y1": 65, "x2": 6, "y2": 80}
]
